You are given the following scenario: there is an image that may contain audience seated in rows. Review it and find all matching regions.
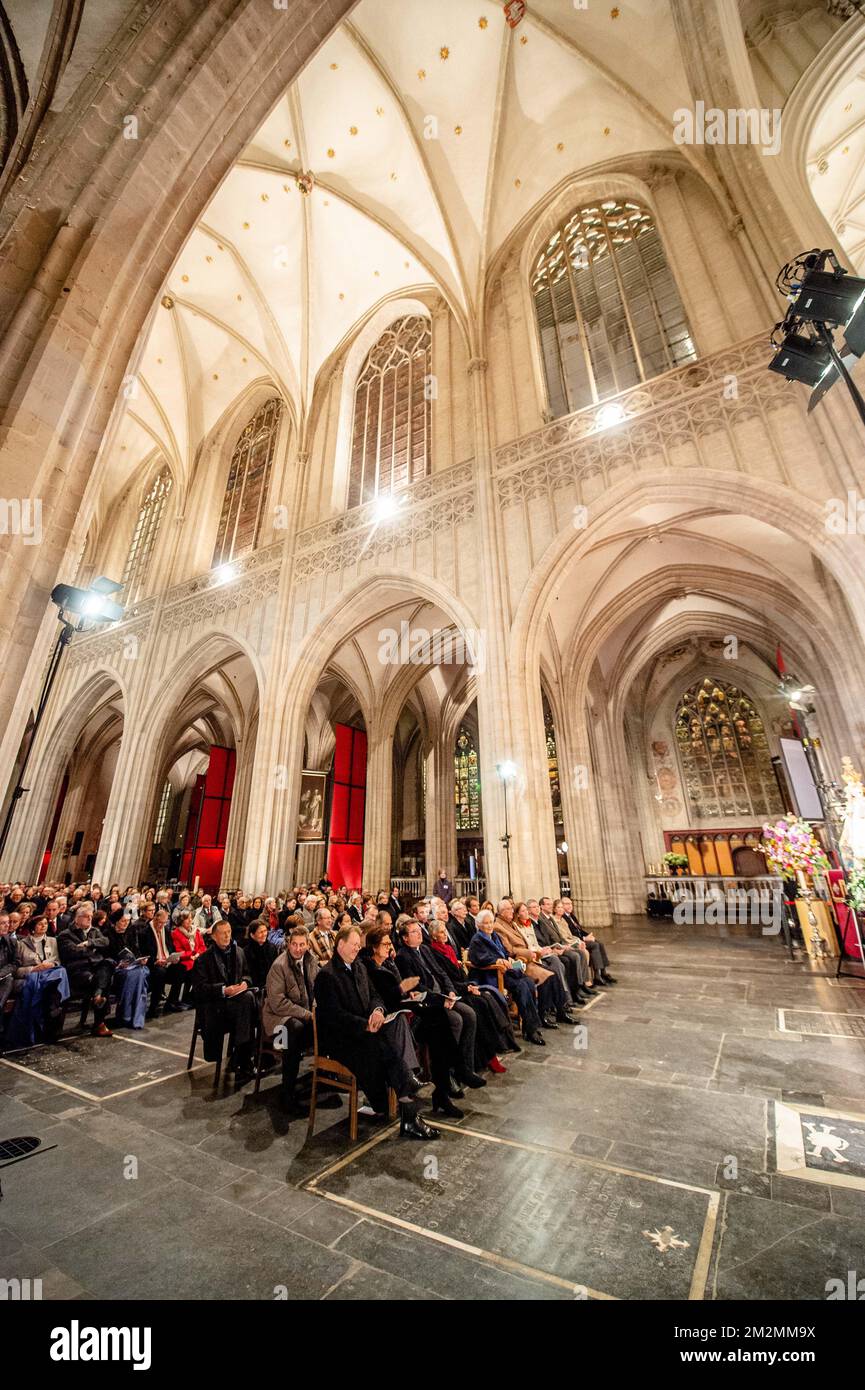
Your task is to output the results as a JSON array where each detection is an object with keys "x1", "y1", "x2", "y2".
[{"x1": 0, "y1": 876, "x2": 618, "y2": 1139}]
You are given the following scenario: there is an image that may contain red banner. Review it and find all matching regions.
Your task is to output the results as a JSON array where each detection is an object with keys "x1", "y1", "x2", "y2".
[
  {"x1": 327, "y1": 724, "x2": 367, "y2": 891},
  {"x1": 180, "y1": 747, "x2": 235, "y2": 892}
]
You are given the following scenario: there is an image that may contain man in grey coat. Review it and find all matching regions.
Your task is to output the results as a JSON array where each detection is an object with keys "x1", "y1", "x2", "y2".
[{"x1": 262, "y1": 923, "x2": 319, "y2": 1113}]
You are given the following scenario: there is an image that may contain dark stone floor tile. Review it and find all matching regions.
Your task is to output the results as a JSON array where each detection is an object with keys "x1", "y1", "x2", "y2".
[
  {"x1": 714, "y1": 1193, "x2": 865, "y2": 1300},
  {"x1": 770, "y1": 1174, "x2": 832, "y2": 1211},
  {"x1": 323, "y1": 1262, "x2": 437, "y2": 1299},
  {"x1": 333, "y1": 1216, "x2": 585, "y2": 1300},
  {"x1": 43, "y1": 1179, "x2": 354, "y2": 1300}
]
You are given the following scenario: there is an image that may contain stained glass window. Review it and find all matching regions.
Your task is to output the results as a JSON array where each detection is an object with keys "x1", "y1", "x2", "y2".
[
  {"x1": 532, "y1": 198, "x2": 696, "y2": 418},
  {"x1": 212, "y1": 396, "x2": 282, "y2": 567},
  {"x1": 454, "y1": 728, "x2": 480, "y2": 832},
  {"x1": 675, "y1": 678, "x2": 784, "y2": 821},
  {"x1": 348, "y1": 315, "x2": 431, "y2": 509},
  {"x1": 121, "y1": 466, "x2": 172, "y2": 604},
  {"x1": 543, "y1": 698, "x2": 562, "y2": 822},
  {"x1": 153, "y1": 781, "x2": 172, "y2": 843}
]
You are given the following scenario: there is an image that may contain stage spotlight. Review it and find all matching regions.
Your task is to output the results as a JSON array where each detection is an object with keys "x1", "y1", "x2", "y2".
[{"x1": 768, "y1": 331, "x2": 833, "y2": 388}]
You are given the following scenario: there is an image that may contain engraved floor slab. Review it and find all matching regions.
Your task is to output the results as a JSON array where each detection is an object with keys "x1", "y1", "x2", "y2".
[
  {"x1": 0, "y1": 1033, "x2": 202, "y2": 1100},
  {"x1": 774, "y1": 1099, "x2": 865, "y2": 1191},
  {"x1": 309, "y1": 1124, "x2": 718, "y2": 1300},
  {"x1": 778, "y1": 1009, "x2": 865, "y2": 1039}
]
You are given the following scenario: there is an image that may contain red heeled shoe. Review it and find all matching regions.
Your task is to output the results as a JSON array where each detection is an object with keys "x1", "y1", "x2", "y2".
[{"x1": 488, "y1": 1057, "x2": 507, "y2": 1074}]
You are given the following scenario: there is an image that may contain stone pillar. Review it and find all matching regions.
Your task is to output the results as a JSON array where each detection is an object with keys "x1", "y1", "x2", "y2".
[
  {"x1": 557, "y1": 698, "x2": 613, "y2": 928},
  {"x1": 363, "y1": 726, "x2": 394, "y2": 892},
  {"x1": 91, "y1": 723, "x2": 155, "y2": 887},
  {"x1": 466, "y1": 354, "x2": 560, "y2": 902},
  {"x1": 424, "y1": 731, "x2": 457, "y2": 890},
  {"x1": 220, "y1": 731, "x2": 257, "y2": 892},
  {"x1": 295, "y1": 841, "x2": 326, "y2": 887}
]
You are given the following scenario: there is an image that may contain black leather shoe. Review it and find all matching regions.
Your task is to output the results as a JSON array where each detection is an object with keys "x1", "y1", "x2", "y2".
[
  {"x1": 506, "y1": 1041, "x2": 523, "y2": 1054},
  {"x1": 448, "y1": 1077, "x2": 465, "y2": 1099},
  {"x1": 574, "y1": 990, "x2": 592, "y2": 1003},
  {"x1": 399, "y1": 1102, "x2": 440, "y2": 1139},
  {"x1": 602, "y1": 973, "x2": 618, "y2": 984},
  {"x1": 458, "y1": 1071, "x2": 486, "y2": 1089},
  {"x1": 557, "y1": 1012, "x2": 579, "y2": 1025},
  {"x1": 432, "y1": 1090, "x2": 464, "y2": 1118},
  {"x1": 581, "y1": 985, "x2": 600, "y2": 996},
  {"x1": 407, "y1": 1075, "x2": 423, "y2": 1096},
  {"x1": 591, "y1": 978, "x2": 608, "y2": 988},
  {"x1": 542, "y1": 1017, "x2": 558, "y2": 1030},
  {"x1": 526, "y1": 1031, "x2": 546, "y2": 1046}
]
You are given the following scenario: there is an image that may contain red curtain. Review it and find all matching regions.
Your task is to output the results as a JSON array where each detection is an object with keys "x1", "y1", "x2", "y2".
[
  {"x1": 327, "y1": 724, "x2": 367, "y2": 890},
  {"x1": 180, "y1": 747, "x2": 235, "y2": 892}
]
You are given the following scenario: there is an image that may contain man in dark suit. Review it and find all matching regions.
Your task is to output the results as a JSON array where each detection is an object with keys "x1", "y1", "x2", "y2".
[
  {"x1": 138, "y1": 906, "x2": 186, "y2": 1016},
  {"x1": 384, "y1": 885, "x2": 403, "y2": 923},
  {"x1": 313, "y1": 924, "x2": 437, "y2": 1139},
  {"x1": 393, "y1": 919, "x2": 486, "y2": 1089},
  {"x1": 529, "y1": 899, "x2": 593, "y2": 1004},
  {"x1": 561, "y1": 896, "x2": 617, "y2": 985},
  {"x1": 191, "y1": 920, "x2": 257, "y2": 1085},
  {"x1": 447, "y1": 900, "x2": 475, "y2": 953},
  {"x1": 57, "y1": 907, "x2": 114, "y2": 1036}
]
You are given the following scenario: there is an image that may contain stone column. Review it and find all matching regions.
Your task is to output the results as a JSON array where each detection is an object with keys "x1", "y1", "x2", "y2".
[
  {"x1": 556, "y1": 698, "x2": 613, "y2": 928},
  {"x1": 363, "y1": 726, "x2": 394, "y2": 892},
  {"x1": 295, "y1": 841, "x2": 326, "y2": 887},
  {"x1": 424, "y1": 731, "x2": 457, "y2": 890},
  {"x1": 467, "y1": 355, "x2": 560, "y2": 901},
  {"x1": 220, "y1": 731, "x2": 257, "y2": 892}
]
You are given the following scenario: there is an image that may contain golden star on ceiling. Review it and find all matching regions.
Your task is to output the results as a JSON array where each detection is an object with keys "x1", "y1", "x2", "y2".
[
  {"x1": 376, "y1": 106, "x2": 384, "y2": 116},
  {"x1": 520, "y1": 34, "x2": 527, "y2": 44},
  {"x1": 603, "y1": 127, "x2": 611, "y2": 135},
  {"x1": 350, "y1": 126, "x2": 358, "y2": 135},
  {"x1": 261, "y1": 192, "x2": 269, "y2": 201},
  {"x1": 454, "y1": 125, "x2": 463, "y2": 135},
  {"x1": 327, "y1": 148, "x2": 335, "y2": 158},
  {"x1": 440, "y1": 46, "x2": 449, "y2": 60},
  {"x1": 339, "y1": 292, "x2": 345, "y2": 299},
  {"x1": 514, "y1": 177, "x2": 521, "y2": 188},
  {"x1": 283, "y1": 139, "x2": 291, "y2": 148},
  {"x1": 479, "y1": 15, "x2": 488, "y2": 27},
  {"x1": 557, "y1": 142, "x2": 564, "y2": 151},
  {"x1": 181, "y1": 274, "x2": 189, "y2": 282},
  {"x1": 242, "y1": 221, "x2": 250, "y2": 228},
  {"x1": 330, "y1": 62, "x2": 338, "y2": 70},
  {"x1": 418, "y1": 68, "x2": 426, "y2": 80},
  {"x1": 611, "y1": 6, "x2": 620, "y2": 16}
]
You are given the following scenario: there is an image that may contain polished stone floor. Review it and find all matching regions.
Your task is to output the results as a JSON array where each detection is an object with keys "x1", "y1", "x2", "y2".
[{"x1": 1, "y1": 918, "x2": 864, "y2": 1301}]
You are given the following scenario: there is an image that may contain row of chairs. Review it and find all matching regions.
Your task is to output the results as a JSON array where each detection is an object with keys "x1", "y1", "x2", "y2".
[{"x1": 185, "y1": 993, "x2": 397, "y2": 1141}]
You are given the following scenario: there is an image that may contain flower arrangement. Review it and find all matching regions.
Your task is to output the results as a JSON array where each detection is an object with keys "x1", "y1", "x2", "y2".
[
  {"x1": 662, "y1": 851, "x2": 689, "y2": 873},
  {"x1": 847, "y1": 867, "x2": 865, "y2": 912},
  {"x1": 761, "y1": 817, "x2": 830, "y2": 878}
]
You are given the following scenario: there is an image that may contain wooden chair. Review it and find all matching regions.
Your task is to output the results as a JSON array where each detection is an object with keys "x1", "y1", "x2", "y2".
[
  {"x1": 252, "y1": 994, "x2": 285, "y2": 1097},
  {"x1": 306, "y1": 1008, "x2": 397, "y2": 1142},
  {"x1": 461, "y1": 951, "x2": 519, "y2": 1026}
]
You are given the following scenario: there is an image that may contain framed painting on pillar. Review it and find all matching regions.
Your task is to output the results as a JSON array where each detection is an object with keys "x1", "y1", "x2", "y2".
[{"x1": 297, "y1": 770, "x2": 328, "y2": 842}]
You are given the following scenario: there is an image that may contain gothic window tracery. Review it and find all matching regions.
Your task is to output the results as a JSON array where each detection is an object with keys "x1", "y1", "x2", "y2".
[
  {"x1": 532, "y1": 198, "x2": 696, "y2": 418},
  {"x1": 675, "y1": 678, "x2": 783, "y2": 820},
  {"x1": 454, "y1": 727, "x2": 480, "y2": 832},
  {"x1": 348, "y1": 315, "x2": 431, "y2": 509},
  {"x1": 212, "y1": 396, "x2": 283, "y2": 567},
  {"x1": 121, "y1": 466, "x2": 173, "y2": 604}
]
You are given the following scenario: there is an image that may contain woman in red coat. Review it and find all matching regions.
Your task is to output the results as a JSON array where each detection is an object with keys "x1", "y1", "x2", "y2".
[{"x1": 171, "y1": 907, "x2": 206, "y2": 1005}]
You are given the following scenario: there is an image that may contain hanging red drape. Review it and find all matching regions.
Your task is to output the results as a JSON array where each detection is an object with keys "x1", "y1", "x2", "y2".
[{"x1": 327, "y1": 724, "x2": 366, "y2": 891}]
